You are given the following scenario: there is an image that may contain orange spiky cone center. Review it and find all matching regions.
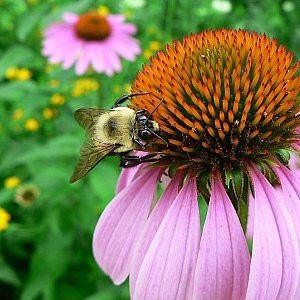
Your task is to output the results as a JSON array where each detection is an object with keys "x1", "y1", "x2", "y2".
[{"x1": 131, "y1": 29, "x2": 300, "y2": 173}]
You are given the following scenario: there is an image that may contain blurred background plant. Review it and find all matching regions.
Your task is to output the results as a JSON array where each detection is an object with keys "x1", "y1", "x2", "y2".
[{"x1": 0, "y1": 0, "x2": 299, "y2": 299}]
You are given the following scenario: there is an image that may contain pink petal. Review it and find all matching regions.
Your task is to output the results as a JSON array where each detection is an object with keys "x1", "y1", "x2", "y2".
[
  {"x1": 62, "y1": 12, "x2": 78, "y2": 25},
  {"x1": 293, "y1": 127, "x2": 300, "y2": 151},
  {"x1": 101, "y1": 44, "x2": 122, "y2": 75},
  {"x1": 289, "y1": 153, "x2": 300, "y2": 171},
  {"x1": 116, "y1": 152, "x2": 152, "y2": 193},
  {"x1": 246, "y1": 165, "x2": 300, "y2": 299},
  {"x1": 84, "y1": 43, "x2": 106, "y2": 73},
  {"x1": 93, "y1": 168, "x2": 161, "y2": 284},
  {"x1": 133, "y1": 176, "x2": 200, "y2": 300},
  {"x1": 273, "y1": 164, "x2": 300, "y2": 298},
  {"x1": 107, "y1": 14, "x2": 125, "y2": 25},
  {"x1": 246, "y1": 192, "x2": 254, "y2": 240},
  {"x1": 193, "y1": 173, "x2": 250, "y2": 300},
  {"x1": 109, "y1": 36, "x2": 141, "y2": 61},
  {"x1": 74, "y1": 47, "x2": 91, "y2": 75},
  {"x1": 130, "y1": 171, "x2": 183, "y2": 296}
]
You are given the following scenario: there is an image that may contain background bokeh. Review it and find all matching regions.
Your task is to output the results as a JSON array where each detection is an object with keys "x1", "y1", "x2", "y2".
[{"x1": 0, "y1": 0, "x2": 299, "y2": 299}]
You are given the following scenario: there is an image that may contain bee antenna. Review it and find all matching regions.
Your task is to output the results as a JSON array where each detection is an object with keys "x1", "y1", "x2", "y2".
[
  {"x1": 146, "y1": 98, "x2": 164, "y2": 120},
  {"x1": 112, "y1": 92, "x2": 152, "y2": 108},
  {"x1": 148, "y1": 127, "x2": 168, "y2": 146}
]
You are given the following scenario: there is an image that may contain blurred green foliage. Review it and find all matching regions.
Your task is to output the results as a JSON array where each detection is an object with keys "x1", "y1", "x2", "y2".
[{"x1": 0, "y1": 0, "x2": 299, "y2": 299}]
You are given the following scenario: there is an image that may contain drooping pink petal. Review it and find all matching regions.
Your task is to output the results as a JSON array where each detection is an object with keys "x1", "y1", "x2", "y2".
[
  {"x1": 246, "y1": 192, "x2": 254, "y2": 240},
  {"x1": 273, "y1": 164, "x2": 300, "y2": 298},
  {"x1": 130, "y1": 171, "x2": 183, "y2": 296},
  {"x1": 246, "y1": 165, "x2": 300, "y2": 299},
  {"x1": 193, "y1": 173, "x2": 250, "y2": 300},
  {"x1": 93, "y1": 168, "x2": 161, "y2": 284},
  {"x1": 133, "y1": 176, "x2": 200, "y2": 300},
  {"x1": 116, "y1": 152, "x2": 154, "y2": 193}
]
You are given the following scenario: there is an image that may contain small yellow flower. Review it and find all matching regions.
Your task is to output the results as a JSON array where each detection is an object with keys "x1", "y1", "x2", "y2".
[
  {"x1": 5, "y1": 67, "x2": 18, "y2": 80},
  {"x1": 16, "y1": 68, "x2": 32, "y2": 81},
  {"x1": 25, "y1": 118, "x2": 40, "y2": 132},
  {"x1": 43, "y1": 108, "x2": 57, "y2": 120},
  {"x1": 71, "y1": 78, "x2": 100, "y2": 97},
  {"x1": 97, "y1": 5, "x2": 110, "y2": 15},
  {"x1": 13, "y1": 109, "x2": 24, "y2": 120},
  {"x1": 50, "y1": 94, "x2": 65, "y2": 106},
  {"x1": 48, "y1": 79, "x2": 60, "y2": 87},
  {"x1": 4, "y1": 176, "x2": 21, "y2": 189},
  {"x1": 0, "y1": 208, "x2": 11, "y2": 231},
  {"x1": 142, "y1": 49, "x2": 153, "y2": 60},
  {"x1": 149, "y1": 41, "x2": 162, "y2": 51}
]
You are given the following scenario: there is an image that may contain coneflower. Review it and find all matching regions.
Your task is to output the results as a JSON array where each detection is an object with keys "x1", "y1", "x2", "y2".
[
  {"x1": 42, "y1": 11, "x2": 141, "y2": 76},
  {"x1": 93, "y1": 29, "x2": 300, "y2": 299}
]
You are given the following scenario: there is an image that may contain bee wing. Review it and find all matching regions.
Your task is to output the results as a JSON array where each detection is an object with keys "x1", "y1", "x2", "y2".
[
  {"x1": 74, "y1": 108, "x2": 109, "y2": 135},
  {"x1": 69, "y1": 139, "x2": 116, "y2": 183}
]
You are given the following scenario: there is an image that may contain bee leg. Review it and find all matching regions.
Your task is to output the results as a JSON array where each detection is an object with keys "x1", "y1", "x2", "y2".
[
  {"x1": 120, "y1": 153, "x2": 158, "y2": 168},
  {"x1": 112, "y1": 92, "x2": 151, "y2": 108}
]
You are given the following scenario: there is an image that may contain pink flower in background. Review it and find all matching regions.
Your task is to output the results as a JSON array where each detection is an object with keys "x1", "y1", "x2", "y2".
[
  {"x1": 92, "y1": 29, "x2": 300, "y2": 299},
  {"x1": 42, "y1": 12, "x2": 141, "y2": 76}
]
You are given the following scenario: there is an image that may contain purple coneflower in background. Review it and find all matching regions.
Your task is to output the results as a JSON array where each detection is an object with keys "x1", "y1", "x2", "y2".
[
  {"x1": 42, "y1": 11, "x2": 141, "y2": 76},
  {"x1": 93, "y1": 29, "x2": 300, "y2": 299}
]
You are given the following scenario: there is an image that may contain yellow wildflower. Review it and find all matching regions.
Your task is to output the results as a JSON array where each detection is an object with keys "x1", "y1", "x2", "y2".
[
  {"x1": 25, "y1": 118, "x2": 40, "y2": 132},
  {"x1": 97, "y1": 5, "x2": 110, "y2": 15},
  {"x1": 50, "y1": 94, "x2": 65, "y2": 106},
  {"x1": 43, "y1": 108, "x2": 57, "y2": 120},
  {"x1": 16, "y1": 68, "x2": 32, "y2": 81},
  {"x1": 149, "y1": 41, "x2": 162, "y2": 51},
  {"x1": 0, "y1": 208, "x2": 11, "y2": 231},
  {"x1": 71, "y1": 78, "x2": 100, "y2": 97},
  {"x1": 13, "y1": 109, "x2": 24, "y2": 120},
  {"x1": 5, "y1": 67, "x2": 18, "y2": 80},
  {"x1": 5, "y1": 67, "x2": 32, "y2": 81},
  {"x1": 4, "y1": 176, "x2": 21, "y2": 189}
]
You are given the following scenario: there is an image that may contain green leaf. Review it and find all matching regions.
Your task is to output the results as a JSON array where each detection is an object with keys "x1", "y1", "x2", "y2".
[
  {"x1": 0, "y1": 134, "x2": 82, "y2": 170},
  {"x1": 0, "y1": 255, "x2": 21, "y2": 287},
  {"x1": 88, "y1": 158, "x2": 120, "y2": 209},
  {"x1": 0, "y1": 81, "x2": 54, "y2": 105},
  {"x1": 16, "y1": 3, "x2": 50, "y2": 41},
  {"x1": 0, "y1": 45, "x2": 35, "y2": 80},
  {"x1": 238, "y1": 198, "x2": 249, "y2": 233},
  {"x1": 21, "y1": 215, "x2": 72, "y2": 300}
]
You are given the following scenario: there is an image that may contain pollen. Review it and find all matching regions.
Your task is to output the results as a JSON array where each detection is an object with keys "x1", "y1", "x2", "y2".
[
  {"x1": 131, "y1": 29, "x2": 300, "y2": 172},
  {"x1": 75, "y1": 12, "x2": 111, "y2": 41}
]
